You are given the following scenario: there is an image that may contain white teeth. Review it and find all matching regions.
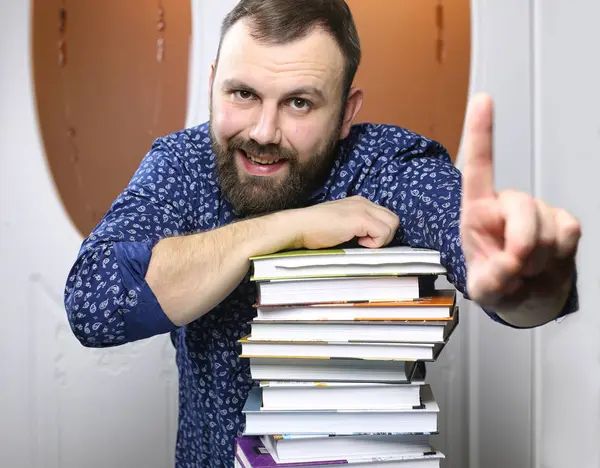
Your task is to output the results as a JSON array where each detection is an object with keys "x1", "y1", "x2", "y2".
[{"x1": 247, "y1": 153, "x2": 282, "y2": 165}]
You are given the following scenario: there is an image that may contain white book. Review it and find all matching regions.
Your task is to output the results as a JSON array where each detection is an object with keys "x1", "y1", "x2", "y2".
[
  {"x1": 249, "y1": 312, "x2": 457, "y2": 344},
  {"x1": 239, "y1": 335, "x2": 445, "y2": 361},
  {"x1": 248, "y1": 358, "x2": 424, "y2": 383},
  {"x1": 242, "y1": 385, "x2": 439, "y2": 435},
  {"x1": 254, "y1": 290, "x2": 456, "y2": 322},
  {"x1": 259, "y1": 381, "x2": 423, "y2": 411},
  {"x1": 251, "y1": 246, "x2": 445, "y2": 281},
  {"x1": 257, "y1": 276, "x2": 421, "y2": 306},
  {"x1": 262, "y1": 433, "x2": 432, "y2": 463}
]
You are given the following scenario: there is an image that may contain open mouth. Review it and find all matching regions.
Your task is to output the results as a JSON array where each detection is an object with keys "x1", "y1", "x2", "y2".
[
  {"x1": 243, "y1": 151, "x2": 284, "y2": 166},
  {"x1": 238, "y1": 149, "x2": 288, "y2": 176}
]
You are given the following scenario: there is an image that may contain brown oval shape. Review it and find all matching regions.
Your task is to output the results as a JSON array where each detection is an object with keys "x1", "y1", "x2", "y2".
[
  {"x1": 347, "y1": 0, "x2": 471, "y2": 162},
  {"x1": 32, "y1": 0, "x2": 191, "y2": 236}
]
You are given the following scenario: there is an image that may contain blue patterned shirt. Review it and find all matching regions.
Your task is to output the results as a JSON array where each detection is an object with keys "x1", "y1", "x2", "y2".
[{"x1": 63, "y1": 122, "x2": 577, "y2": 467}]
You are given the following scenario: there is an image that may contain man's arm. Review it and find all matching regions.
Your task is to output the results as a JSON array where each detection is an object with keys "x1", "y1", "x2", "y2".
[
  {"x1": 146, "y1": 193, "x2": 401, "y2": 326},
  {"x1": 144, "y1": 211, "x2": 298, "y2": 326},
  {"x1": 65, "y1": 137, "x2": 400, "y2": 346}
]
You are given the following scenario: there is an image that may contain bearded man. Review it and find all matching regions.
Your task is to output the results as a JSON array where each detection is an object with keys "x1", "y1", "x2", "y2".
[{"x1": 64, "y1": 1, "x2": 581, "y2": 466}]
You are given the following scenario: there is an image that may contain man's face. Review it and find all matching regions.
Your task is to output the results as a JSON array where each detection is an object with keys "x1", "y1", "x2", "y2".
[{"x1": 209, "y1": 20, "x2": 360, "y2": 216}]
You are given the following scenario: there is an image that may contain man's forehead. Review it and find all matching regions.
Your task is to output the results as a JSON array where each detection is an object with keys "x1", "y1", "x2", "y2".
[{"x1": 217, "y1": 20, "x2": 345, "y2": 91}]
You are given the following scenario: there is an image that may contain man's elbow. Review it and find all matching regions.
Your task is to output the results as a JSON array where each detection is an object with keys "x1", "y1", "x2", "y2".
[{"x1": 64, "y1": 293, "x2": 129, "y2": 349}]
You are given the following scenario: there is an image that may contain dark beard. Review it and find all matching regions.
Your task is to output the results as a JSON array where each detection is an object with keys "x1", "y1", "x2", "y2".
[{"x1": 210, "y1": 121, "x2": 341, "y2": 217}]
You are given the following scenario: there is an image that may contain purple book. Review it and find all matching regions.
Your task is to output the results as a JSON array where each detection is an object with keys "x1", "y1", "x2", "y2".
[
  {"x1": 235, "y1": 436, "x2": 443, "y2": 468},
  {"x1": 236, "y1": 436, "x2": 349, "y2": 467}
]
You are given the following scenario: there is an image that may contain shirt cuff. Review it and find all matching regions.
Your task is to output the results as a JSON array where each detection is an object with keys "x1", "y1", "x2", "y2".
[{"x1": 113, "y1": 241, "x2": 178, "y2": 341}]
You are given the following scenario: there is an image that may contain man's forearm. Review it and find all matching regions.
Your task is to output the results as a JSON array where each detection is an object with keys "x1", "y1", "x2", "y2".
[{"x1": 145, "y1": 211, "x2": 300, "y2": 326}]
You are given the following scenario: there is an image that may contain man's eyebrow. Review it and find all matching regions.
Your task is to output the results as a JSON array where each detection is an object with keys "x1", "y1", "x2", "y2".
[
  {"x1": 285, "y1": 87, "x2": 326, "y2": 101},
  {"x1": 221, "y1": 79, "x2": 326, "y2": 101},
  {"x1": 221, "y1": 79, "x2": 259, "y2": 95}
]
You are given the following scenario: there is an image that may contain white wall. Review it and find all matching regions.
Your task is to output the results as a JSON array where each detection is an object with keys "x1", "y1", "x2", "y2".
[
  {"x1": 534, "y1": 1, "x2": 600, "y2": 467},
  {"x1": 1, "y1": 1, "x2": 598, "y2": 467}
]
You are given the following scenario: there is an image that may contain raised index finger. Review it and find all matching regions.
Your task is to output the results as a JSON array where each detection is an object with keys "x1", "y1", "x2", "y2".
[{"x1": 462, "y1": 93, "x2": 496, "y2": 203}]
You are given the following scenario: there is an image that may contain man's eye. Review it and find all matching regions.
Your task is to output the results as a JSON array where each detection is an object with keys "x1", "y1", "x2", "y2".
[
  {"x1": 234, "y1": 90, "x2": 255, "y2": 100},
  {"x1": 289, "y1": 98, "x2": 311, "y2": 111}
]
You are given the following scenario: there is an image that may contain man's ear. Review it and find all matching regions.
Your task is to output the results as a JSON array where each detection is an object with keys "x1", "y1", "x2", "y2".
[{"x1": 339, "y1": 86, "x2": 364, "y2": 139}]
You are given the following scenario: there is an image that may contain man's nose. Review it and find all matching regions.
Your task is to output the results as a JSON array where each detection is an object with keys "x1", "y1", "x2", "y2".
[{"x1": 249, "y1": 104, "x2": 282, "y2": 146}]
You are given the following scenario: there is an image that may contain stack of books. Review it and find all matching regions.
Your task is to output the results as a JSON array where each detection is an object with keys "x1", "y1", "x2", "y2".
[{"x1": 235, "y1": 246, "x2": 459, "y2": 468}]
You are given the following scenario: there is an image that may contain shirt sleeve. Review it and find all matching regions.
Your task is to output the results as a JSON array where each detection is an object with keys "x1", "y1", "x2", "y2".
[
  {"x1": 63, "y1": 136, "x2": 195, "y2": 347},
  {"x1": 361, "y1": 136, "x2": 579, "y2": 327}
]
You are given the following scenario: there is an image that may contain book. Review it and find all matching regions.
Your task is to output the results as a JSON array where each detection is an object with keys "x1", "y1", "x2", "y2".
[
  {"x1": 248, "y1": 358, "x2": 425, "y2": 384},
  {"x1": 250, "y1": 246, "x2": 446, "y2": 281},
  {"x1": 261, "y1": 433, "x2": 433, "y2": 463},
  {"x1": 259, "y1": 380, "x2": 424, "y2": 411},
  {"x1": 236, "y1": 435, "x2": 444, "y2": 467},
  {"x1": 239, "y1": 336, "x2": 447, "y2": 361},
  {"x1": 253, "y1": 290, "x2": 456, "y2": 322},
  {"x1": 249, "y1": 308, "x2": 458, "y2": 344},
  {"x1": 256, "y1": 276, "x2": 423, "y2": 306},
  {"x1": 242, "y1": 385, "x2": 439, "y2": 435}
]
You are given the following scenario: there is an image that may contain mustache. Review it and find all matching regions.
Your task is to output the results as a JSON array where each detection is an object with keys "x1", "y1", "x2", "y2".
[{"x1": 227, "y1": 136, "x2": 298, "y2": 162}]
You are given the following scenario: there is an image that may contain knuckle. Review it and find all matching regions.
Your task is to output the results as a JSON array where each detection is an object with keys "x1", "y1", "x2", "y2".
[
  {"x1": 347, "y1": 196, "x2": 364, "y2": 208},
  {"x1": 563, "y1": 218, "x2": 582, "y2": 239},
  {"x1": 386, "y1": 218, "x2": 396, "y2": 233},
  {"x1": 517, "y1": 237, "x2": 537, "y2": 255},
  {"x1": 554, "y1": 208, "x2": 582, "y2": 243},
  {"x1": 501, "y1": 190, "x2": 534, "y2": 207},
  {"x1": 509, "y1": 236, "x2": 537, "y2": 260},
  {"x1": 535, "y1": 198, "x2": 551, "y2": 213},
  {"x1": 520, "y1": 194, "x2": 536, "y2": 211}
]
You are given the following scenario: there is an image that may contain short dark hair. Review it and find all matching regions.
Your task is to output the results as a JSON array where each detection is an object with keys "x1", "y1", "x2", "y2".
[{"x1": 216, "y1": 0, "x2": 361, "y2": 97}]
